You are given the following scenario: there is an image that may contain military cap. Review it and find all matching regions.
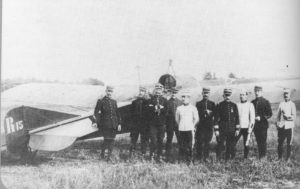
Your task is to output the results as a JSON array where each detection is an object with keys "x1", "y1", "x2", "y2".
[
  {"x1": 139, "y1": 86, "x2": 147, "y2": 92},
  {"x1": 254, "y1": 86, "x2": 263, "y2": 91},
  {"x1": 106, "y1": 85, "x2": 114, "y2": 91},
  {"x1": 283, "y1": 88, "x2": 291, "y2": 94},
  {"x1": 170, "y1": 87, "x2": 179, "y2": 93},
  {"x1": 223, "y1": 88, "x2": 232, "y2": 94},
  {"x1": 181, "y1": 89, "x2": 191, "y2": 97},
  {"x1": 202, "y1": 87, "x2": 210, "y2": 93},
  {"x1": 155, "y1": 83, "x2": 163, "y2": 90}
]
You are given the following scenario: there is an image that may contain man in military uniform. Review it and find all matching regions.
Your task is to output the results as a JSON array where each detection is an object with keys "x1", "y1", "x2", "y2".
[
  {"x1": 175, "y1": 90, "x2": 199, "y2": 164},
  {"x1": 215, "y1": 88, "x2": 240, "y2": 161},
  {"x1": 251, "y1": 86, "x2": 272, "y2": 159},
  {"x1": 94, "y1": 86, "x2": 121, "y2": 161},
  {"x1": 195, "y1": 87, "x2": 216, "y2": 162},
  {"x1": 148, "y1": 83, "x2": 168, "y2": 162},
  {"x1": 236, "y1": 89, "x2": 255, "y2": 159},
  {"x1": 276, "y1": 88, "x2": 297, "y2": 161},
  {"x1": 165, "y1": 87, "x2": 182, "y2": 161},
  {"x1": 129, "y1": 86, "x2": 149, "y2": 157}
]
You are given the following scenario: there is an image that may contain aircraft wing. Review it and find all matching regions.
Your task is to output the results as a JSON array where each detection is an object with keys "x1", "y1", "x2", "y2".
[
  {"x1": 1, "y1": 83, "x2": 135, "y2": 152},
  {"x1": 28, "y1": 101, "x2": 131, "y2": 151}
]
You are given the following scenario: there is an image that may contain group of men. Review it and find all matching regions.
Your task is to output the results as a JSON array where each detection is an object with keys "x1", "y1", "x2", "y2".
[{"x1": 94, "y1": 84, "x2": 296, "y2": 163}]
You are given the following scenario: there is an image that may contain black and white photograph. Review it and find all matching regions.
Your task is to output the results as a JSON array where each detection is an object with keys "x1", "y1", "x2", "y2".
[{"x1": 1, "y1": 0, "x2": 300, "y2": 188}]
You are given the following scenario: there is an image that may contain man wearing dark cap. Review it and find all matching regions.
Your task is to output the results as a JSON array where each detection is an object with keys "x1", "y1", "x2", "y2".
[
  {"x1": 195, "y1": 87, "x2": 216, "y2": 162},
  {"x1": 129, "y1": 86, "x2": 149, "y2": 157},
  {"x1": 148, "y1": 83, "x2": 168, "y2": 162},
  {"x1": 215, "y1": 88, "x2": 240, "y2": 160},
  {"x1": 165, "y1": 87, "x2": 182, "y2": 161},
  {"x1": 94, "y1": 86, "x2": 122, "y2": 161},
  {"x1": 251, "y1": 86, "x2": 272, "y2": 159}
]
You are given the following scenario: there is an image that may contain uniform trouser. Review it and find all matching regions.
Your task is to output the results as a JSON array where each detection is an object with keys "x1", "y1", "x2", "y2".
[
  {"x1": 277, "y1": 128, "x2": 292, "y2": 159},
  {"x1": 195, "y1": 127, "x2": 213, "y2": 160},
  {"x1": 216, "y1": 130, "x2": 236, "y2": 160},
  {"x1": 179, "y1": 131, "x2": 193, "y2": 161},
  {"x1": 149, "y1": 124, "x2": 165, "y2": 157},
  {"x1": 235, "y1": 128, "x2": 250, "y2": 158},
  {"x1": 253, "y1": 126, "x2": 268, "y2": 158},
  {"x1": 130, "y1": 125, "x2": 149, "y2": 154},
  {"x1": 166, "y1": 122, "x2": 180, "y2": 157},
  {"x1": 101, "y1": 128, "x2": 116, "y2": 158}
]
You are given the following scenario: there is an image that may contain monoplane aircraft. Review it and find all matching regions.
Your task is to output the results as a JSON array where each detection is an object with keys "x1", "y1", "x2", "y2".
[{"x1": 1, "y1": 73, "x2": 299, "y2": 162}]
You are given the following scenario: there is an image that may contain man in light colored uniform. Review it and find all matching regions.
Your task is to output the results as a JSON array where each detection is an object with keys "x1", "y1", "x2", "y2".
[
  {"x1": 236, "y1": 89, "x2": 255, "y2": 159},
  {"x1": 276, "y1": 88, "x2": 297, "y2": 161},
  {"x1": 176, "y1": 90, "x2": 199, "y2": 163}
]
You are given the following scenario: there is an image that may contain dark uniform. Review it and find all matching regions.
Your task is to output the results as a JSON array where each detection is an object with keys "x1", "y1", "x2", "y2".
[
  {"x1": 195, "y1": 96, "x2": 216, "y2": 161},
  {"x1": 148, "y1": 84, "x2": 168, "y2": 160},
  {"x1": 252, "y1": 86, "x2": 272, "y2": 159},
  {"x1": 130, "y1": 94, "x2": 149, "y2": 155},
  {"x1": 215, "y1": 89, "x2": 240, "y2": 160},
  {"x1": 165, "y1": 88, "x2": 182, "y2": 159},
  {"x1": 94, "y1": 89, "x2": 121, "y2": 160}
]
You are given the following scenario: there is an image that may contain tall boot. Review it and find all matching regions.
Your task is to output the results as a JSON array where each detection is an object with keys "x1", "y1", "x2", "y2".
[
  {"x1": 100, "y1": 140, "x2": 107, "y2": 159},
  {"x1": 149, "y1": 150, "x2": 155, "y2": 161},
  {"x1": 106, "y1": 139, "x2": 114, "y2": 162},
  {"x1": 165, "y1": 143, "x2": 171, "y2": 161},
  {"x1": 129, "y1": 144, "x2": 136, "y2": 158},
  {"x1": 278, "y1": 144, "x2": 283, "y2": 160},
  {"x1": 286, "y1": 144, "x2": 291, "y2": 161}
]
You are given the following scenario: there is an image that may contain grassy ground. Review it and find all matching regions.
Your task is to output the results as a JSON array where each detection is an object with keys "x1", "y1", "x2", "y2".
[{"x1": 1, "y1": 103, "x2": 300, "y2": 189}]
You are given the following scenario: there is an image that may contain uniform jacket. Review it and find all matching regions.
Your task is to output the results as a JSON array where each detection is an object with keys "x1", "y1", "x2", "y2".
[
  {"x1": 148, "y1": 95, "x2": 168, "y2": 126},
  {"x1": 237, "y1": 101, "x2": 255, "y2": 129},
  {"x1": 175, "y1": 104, "x2": 199, "y2": 131},
  {"x1": 131, "y1": 96, "x2": 149, "y2": 123},
  {"x1": 215, "y1": 100, "x2": 239, "y2": 133},
  {"x1": 277, "y1": 100, "x2": 296, "y2": 129},
  {"x1": 94, "y1": 96, "x2": 121, "y2": 130},
  {"x1": 251, "y1": 97, "x2": 272, "y2": 128},
  {"x1": 196, "y1": 99, "x2": 216, "y2": 129},
  {"x1": 166, "y1": 97, "x2": 183, "y2": 126}
]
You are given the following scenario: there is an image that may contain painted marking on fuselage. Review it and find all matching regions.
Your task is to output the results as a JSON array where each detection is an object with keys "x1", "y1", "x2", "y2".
[{"x1": 5, "y1": 117, "x2": 24, "y2": 134}]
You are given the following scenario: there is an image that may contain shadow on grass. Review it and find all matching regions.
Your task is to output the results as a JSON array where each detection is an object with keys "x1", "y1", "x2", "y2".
[{"x1": 1, "y1": 152, "x2": 53, "y2": 166}]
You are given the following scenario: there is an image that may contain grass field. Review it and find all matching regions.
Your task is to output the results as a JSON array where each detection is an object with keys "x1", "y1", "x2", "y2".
[{"x1": 1, "y1": 103, "x2": 300, "y2": 189}]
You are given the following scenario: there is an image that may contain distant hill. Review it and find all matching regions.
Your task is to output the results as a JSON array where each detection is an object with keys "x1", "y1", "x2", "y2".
[{"x1": 199, "y1": 76, "x2": 300, "y2": 86}]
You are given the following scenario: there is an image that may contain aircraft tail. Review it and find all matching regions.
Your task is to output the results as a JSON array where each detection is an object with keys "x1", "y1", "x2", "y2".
[{"x1": 3, "y1": 106, "x2": 78, "y2": 154}]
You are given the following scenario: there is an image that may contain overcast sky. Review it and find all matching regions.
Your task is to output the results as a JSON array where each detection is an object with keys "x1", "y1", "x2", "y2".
[{"x1": 2, "y1": 0, "x2": 300, "y2": 85}]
